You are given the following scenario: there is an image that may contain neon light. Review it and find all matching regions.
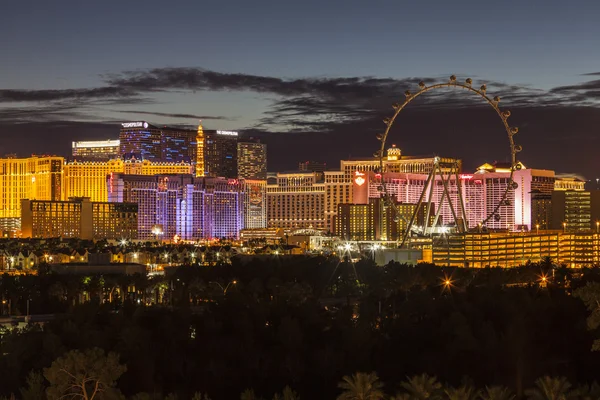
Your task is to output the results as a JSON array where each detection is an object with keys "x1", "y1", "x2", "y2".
[
  {"x1": 73, "y1": 140, "x2": 120, "y2": 148},
  {"x1": 354, "y1": 170, "x2": 365, "y2": 177},
  {"x1": 121, "y1": 122, "x2": 146, "y2": 128},
  {"x1": 217, "y1": 130, "x2": 238, "y2": 136},
  {"x1": 459, "y1": 174, "x2": 474, "y2": 180},
  {"x1": 354, "y1": 176, "x2": 365, "y2": 186}
]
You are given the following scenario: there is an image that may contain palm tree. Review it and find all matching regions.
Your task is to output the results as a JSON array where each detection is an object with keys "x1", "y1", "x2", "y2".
[
  {"x1": 390, "y1": 395, "x2": 411, "y2": 400},
  {"x1": 401, "y1": 374, "x2": 442, "y2": 400},
  {"x1": 337, "y1": 372, "x2": 385, "y2": 400},
  {"x1": 571, "y1": 382, "x2": 600, "y2": 400},
  {"x1": 445, "y1": 385, "x2": 481, "y2": 400},
  {"x1": 241, "y1": 389, "x2": 263, "y2": 400},
  {"x1": 480, "y1": 386, "x2": 515, "y2": 400},
  {"x1": 272, "y1": 386, "x2": 301, "y2": 400},
  {"x1": 525, "y1": 376, "x2": 573, "y2": 400}
]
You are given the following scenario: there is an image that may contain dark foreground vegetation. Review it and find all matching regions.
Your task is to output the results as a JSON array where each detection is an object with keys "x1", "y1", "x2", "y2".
[{"x1": 2, "y1": 256, "x2": 600, "y2": 399}]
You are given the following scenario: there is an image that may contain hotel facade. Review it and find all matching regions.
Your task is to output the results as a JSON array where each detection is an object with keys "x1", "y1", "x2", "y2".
[
  {"x1": 0, "y1": 156, "x2": 63, "y2": 232},
  {"x1": 63, "y1": 157, "x2": 193, "y2": 203},
  {"x1": 21, "y1": 197, "x2": 137, "y2": 240},
  {"x1": 72, "y1": 140, "x2": 120, "y2": 160},
  {"x1": 108, "y1": 174, "x2": 244, "y2": 240}
]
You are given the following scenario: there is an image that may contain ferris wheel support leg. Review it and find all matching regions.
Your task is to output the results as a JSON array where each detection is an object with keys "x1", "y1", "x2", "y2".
[
  {"x1": 431, "y1": 186, "x2": 447, "y2": 231},
  {"x1": 454, "y1": 165, "x2": 468, "y2": 232},
  {"x1": 399, "y1": 169, "x2": 434, "y2": 248},
  {"x1": 439, "y1": 170, "x2": 461, "y2": 233},
  {"x1": 423, "y1": 165, "x2": 438, "y2": 235}
]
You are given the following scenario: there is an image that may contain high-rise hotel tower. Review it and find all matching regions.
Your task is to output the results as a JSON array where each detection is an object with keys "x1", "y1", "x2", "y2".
[
  {"x1": 119, "y1": 121, "x2": 197, "y2": 162},
  {"x1": 0, "y1": 156, "x2": 63, "y2": 232},
  {"x1": 195, "y1": 122, "x2": 238, "y2": 178},
  {"x1": 238, "y1": 138, "x2": 267, "y2": 180}
]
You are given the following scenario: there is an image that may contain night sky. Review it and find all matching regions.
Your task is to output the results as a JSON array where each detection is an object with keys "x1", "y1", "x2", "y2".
[{"x1": 1, "y1": 0, "x2": 599, "y2": 177}]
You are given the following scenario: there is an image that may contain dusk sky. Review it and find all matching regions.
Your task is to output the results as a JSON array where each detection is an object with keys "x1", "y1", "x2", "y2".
[{"x1": 1, "y1": 0, "x2": 599, "y2": 177}]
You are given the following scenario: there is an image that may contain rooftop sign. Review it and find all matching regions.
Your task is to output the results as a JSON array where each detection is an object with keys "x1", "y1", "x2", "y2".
[
  {"x1": 72, "y1": 140, "x2": 120, "y2": 148},
  {"x1": 121, "y1": 122, "x2": 149, "y2": 129},
  {"x1": 216, "y1": 130, "x2": 238, "y2": 136}
]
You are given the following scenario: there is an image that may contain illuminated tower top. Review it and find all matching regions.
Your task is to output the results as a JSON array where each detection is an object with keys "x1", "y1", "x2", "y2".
[
  {"x1": 196, "y1": 121, "x2": 205, "y2": 177},
  {"x1": 387, "y1": 144, "x2": 401, "y2": 161}
]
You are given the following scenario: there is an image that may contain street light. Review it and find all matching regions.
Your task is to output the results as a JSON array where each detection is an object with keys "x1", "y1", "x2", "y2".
[
  {"x1": 536, "y1": 224, "x2": 540, "y2": 235},
  {"x1": 441, "y1": 275, "x2": 453, "y2": 293},
  {"x1": 562, "y1": 222, "x2": 567, "y2": 233},
  {"x1": 596, "y1": 221, "x2": 599, "y2": 234}
]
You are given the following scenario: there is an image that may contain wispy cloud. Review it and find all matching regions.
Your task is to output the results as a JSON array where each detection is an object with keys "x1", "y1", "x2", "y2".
[
  {"x1": 0, "y1": 87, "x2": 137, "y2": 103},
  {"x1": 110, "y1": 109, "x2": 230, "y2": 120}
]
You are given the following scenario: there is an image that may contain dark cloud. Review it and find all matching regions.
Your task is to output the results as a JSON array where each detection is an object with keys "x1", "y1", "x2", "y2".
[
  {"x1": 549, "y1": 78, "x2": 600, "y2": 103},
  {"x1": 110, "y1": 110, "x2": 230, "y2": 120},
  {"x1": 1, "y1": 67, "x2": 600, "y2": 177},
  {"x1": 0, "y1": 87, "x2": 137, "y2": 103},
  {"x1": 105, "y1": 68, "x2": 434, "y2": 99}
]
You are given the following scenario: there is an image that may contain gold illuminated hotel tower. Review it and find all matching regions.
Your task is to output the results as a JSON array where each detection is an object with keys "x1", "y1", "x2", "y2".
[
  {"x1": 63, "y1": 157, "x2": 193, "y2": 202},
  {"x1": 0, "y1": 156, "x2": 63, "y2": 231}
]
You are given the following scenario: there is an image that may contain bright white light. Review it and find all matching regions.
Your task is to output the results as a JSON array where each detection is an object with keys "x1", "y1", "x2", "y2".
[
  {"x1": 72, "y1": 139, "x2": 119, "y2": 149},
  {"x1": 120, "y1": 239, "x2": 128, "y2": 246},
  {"x1": 344, "y1": 243, "x2": 352, "y2": 251},
  {"x1": 132, "y1": 253, "x2": 138, "y2": 259}
]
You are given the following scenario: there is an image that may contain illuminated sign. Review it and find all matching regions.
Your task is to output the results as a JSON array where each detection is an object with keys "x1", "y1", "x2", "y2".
[
  {"x1": 73, "y1": 140, "x2": 120, "y2": 148},
  {"x1": 459, "y1": 174, "x2": 474, "y2": 180},
  {"x1": 217, "y1": 130, "x2": 238, "y2": 136},
  {"x1": 354, "y1": 171, "x2": 366, "y2": 186},
  {"x1": 121, "y1": 122, "x2": 148, "y2": 128}
]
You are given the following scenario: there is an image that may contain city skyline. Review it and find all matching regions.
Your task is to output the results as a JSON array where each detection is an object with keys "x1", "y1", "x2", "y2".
[{"x1": 1, "y1": 1, "x2": 600, "y2": 177}]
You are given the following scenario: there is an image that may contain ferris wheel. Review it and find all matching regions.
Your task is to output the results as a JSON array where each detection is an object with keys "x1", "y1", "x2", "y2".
[{"x1": 374, "y1": 75, "x2": 522, "y2": 247}]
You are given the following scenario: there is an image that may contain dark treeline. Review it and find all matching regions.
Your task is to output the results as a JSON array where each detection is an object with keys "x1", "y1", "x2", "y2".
[{"x1": 1, "y1": 256, "x2": 600, "y2": 399}]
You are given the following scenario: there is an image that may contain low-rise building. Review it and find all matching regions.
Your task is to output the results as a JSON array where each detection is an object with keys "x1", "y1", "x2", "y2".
[{"x1": 21, "y1": 198, "x2": 138, "y2": 240}]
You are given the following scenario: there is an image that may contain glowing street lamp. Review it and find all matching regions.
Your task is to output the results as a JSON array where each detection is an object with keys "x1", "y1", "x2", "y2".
[
  {"x1": 536, "y1": 224, "x2": 540, "y2": 235},
  {"x1": 441, "y1": 274, "x2": 453, "y2": 292},
  {"x1": 119, "y1": 239, "x2": 128, "y2": 247}
]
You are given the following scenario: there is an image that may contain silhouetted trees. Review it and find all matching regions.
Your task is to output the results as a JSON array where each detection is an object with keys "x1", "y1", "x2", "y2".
[{"x1": 0, "y1": 258, "x2": 599, "y2": 398}]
